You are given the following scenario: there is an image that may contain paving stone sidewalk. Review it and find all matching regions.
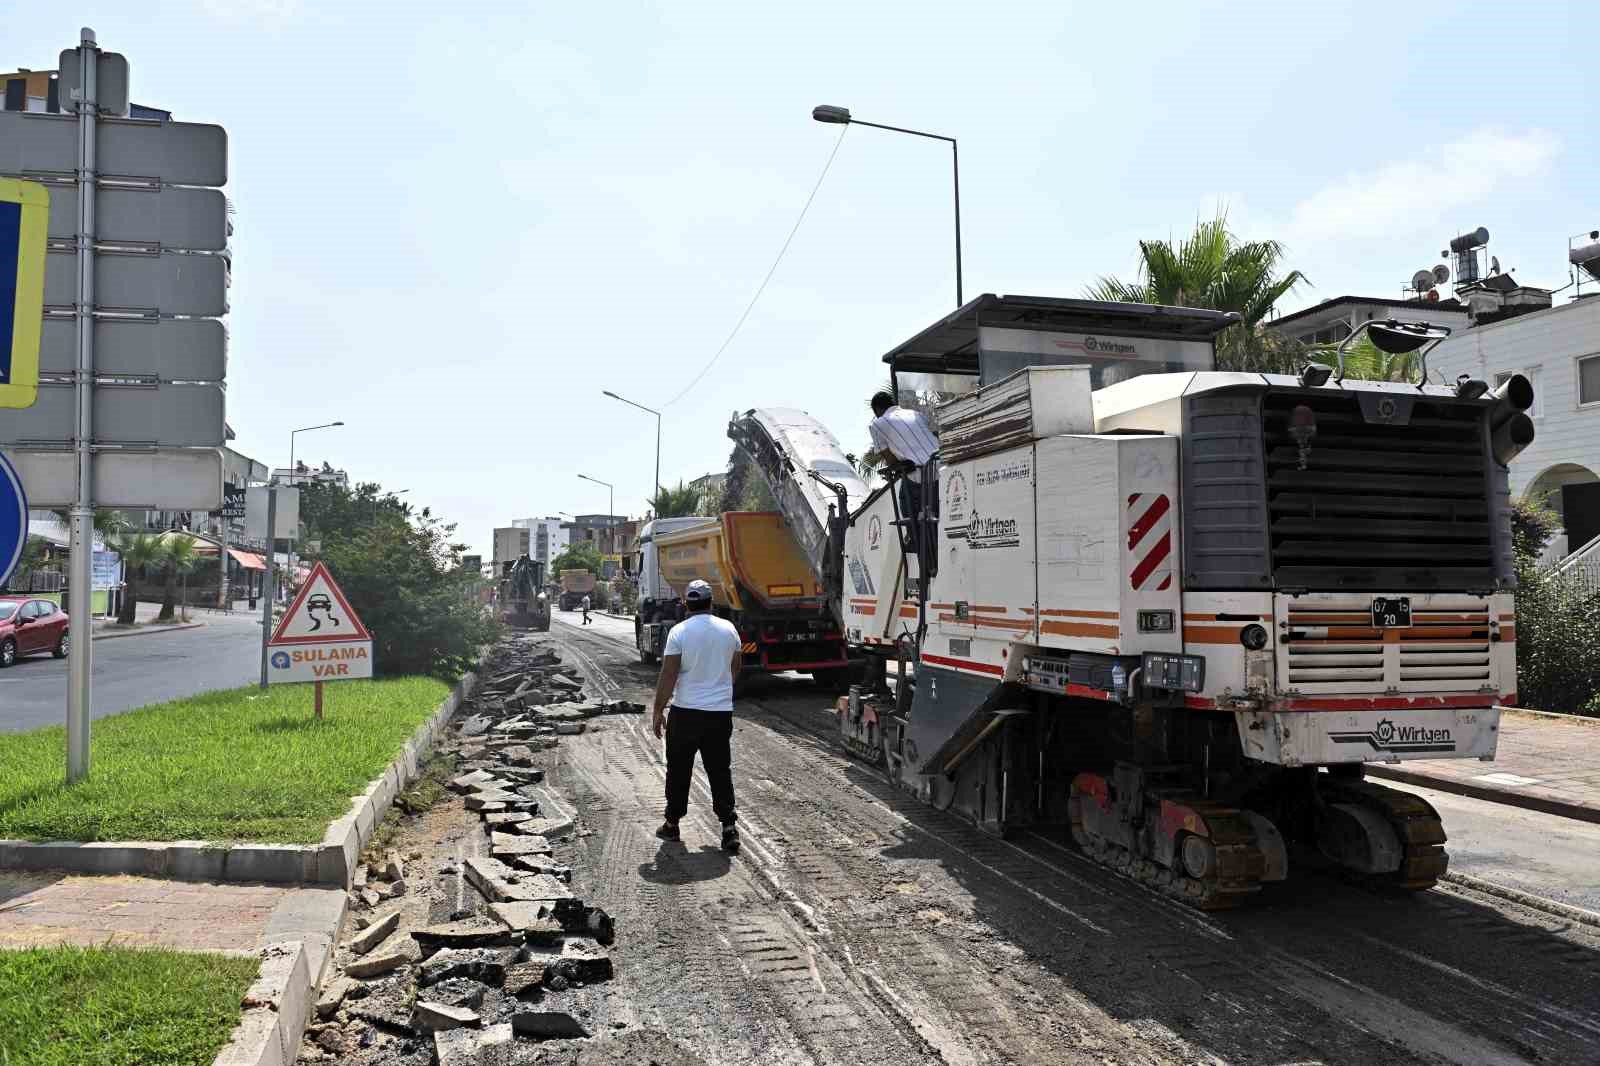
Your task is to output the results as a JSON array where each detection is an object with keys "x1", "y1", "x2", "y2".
[
  {"x1": 1368, "y1": 708, "x2": 1600, "y2": 824},
  {"x1": 0, "y1": 870, "x2": 339, "y2": 955}
]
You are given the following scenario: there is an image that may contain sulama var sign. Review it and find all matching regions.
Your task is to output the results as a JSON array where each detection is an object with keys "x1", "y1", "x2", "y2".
[{"x1": 267, "y1": 561, "x2": 374, "y2": 683}]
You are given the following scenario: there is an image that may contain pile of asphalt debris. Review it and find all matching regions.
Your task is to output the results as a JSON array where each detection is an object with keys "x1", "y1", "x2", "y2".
[{"x1": 299, "y1": 637, "x2": 667, "y2": 1066}]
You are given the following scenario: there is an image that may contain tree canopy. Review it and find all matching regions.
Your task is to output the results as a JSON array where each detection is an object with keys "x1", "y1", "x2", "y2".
[
  {"x1": 649, "y1": 482, "x2": 707, "y2": 519},
  {"x1": 1087, "y1": 213, "x2": 1309, "y2": 373},
  {"x1": 550, "y1": 540, "x2": 605, "y2": 576},
  {"x1": 297, "y1": 479, "x2": 495, "y2": 678}
]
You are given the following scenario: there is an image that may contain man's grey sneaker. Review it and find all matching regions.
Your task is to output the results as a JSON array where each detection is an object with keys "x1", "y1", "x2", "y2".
[
  {"x1": 721, "y1": 823, "x2": 740, "y2": 853},
  {"x1": 655, "y1": 821, "x2": 680, "y2": 842}
]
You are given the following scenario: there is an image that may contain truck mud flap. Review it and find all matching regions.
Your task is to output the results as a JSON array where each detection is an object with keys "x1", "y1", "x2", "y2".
[{"x1": 905, "y1": 663, "x2": 1021, "y2": 776}]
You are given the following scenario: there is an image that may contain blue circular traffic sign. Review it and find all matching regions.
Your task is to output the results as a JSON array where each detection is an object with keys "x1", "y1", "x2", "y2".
[{"x1": 0, "y1": 450, "x2": 26, "y2": 590}]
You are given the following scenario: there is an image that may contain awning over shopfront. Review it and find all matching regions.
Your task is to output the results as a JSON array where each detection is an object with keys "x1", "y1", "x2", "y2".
[{"x1": 227, "y1": 549, "x2": 267, "y2": 571}]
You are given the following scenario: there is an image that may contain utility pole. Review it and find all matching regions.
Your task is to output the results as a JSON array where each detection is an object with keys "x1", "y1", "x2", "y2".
[{"x1": 66, "y1": 28, "x2": 99, "y2": 783}]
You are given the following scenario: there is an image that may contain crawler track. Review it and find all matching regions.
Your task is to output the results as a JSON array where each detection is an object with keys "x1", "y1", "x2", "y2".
[{"x1": 553, "y1": 618, "x2": 1600, "y2": 1066}]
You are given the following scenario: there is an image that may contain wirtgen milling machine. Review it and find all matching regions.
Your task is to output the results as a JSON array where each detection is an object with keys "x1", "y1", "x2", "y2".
[{"x1": 735, "y1": 295, "x2": 1536, "y2": 909}]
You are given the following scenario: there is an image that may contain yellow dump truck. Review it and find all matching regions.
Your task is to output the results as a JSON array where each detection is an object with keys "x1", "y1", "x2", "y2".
[{"x1": 648, "y1": 512, "x2": 849, "y2": 683}]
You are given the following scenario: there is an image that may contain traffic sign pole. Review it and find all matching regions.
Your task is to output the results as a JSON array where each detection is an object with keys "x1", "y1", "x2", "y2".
[
  {"x1": 259, "y1": 483, "x2": 277, "y2": 688},
  {"x1": 66, "y1": 27, "x2": 99, "y2": 784}
]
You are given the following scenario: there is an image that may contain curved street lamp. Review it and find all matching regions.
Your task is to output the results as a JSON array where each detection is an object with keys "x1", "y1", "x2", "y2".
[{"x1": 812, "y1": 104, "x2": 963, "y2": 306}]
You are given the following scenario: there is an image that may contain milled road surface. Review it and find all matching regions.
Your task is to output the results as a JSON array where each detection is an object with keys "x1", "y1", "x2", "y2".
[
  {"x1": 550, "y1": 610, "x2": 1600, "y2": 1066},
  {"x1": 0, "y1": 613, "x2": 262, "y2": 732}
]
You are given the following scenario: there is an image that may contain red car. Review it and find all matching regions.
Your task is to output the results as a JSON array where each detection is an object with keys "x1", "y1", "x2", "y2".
[{"x1": 0, "y1": 596, "x2": 70, "y2": 668}]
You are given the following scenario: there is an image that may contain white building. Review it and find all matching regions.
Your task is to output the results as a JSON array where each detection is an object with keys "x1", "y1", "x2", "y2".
[
  {"x1": 493, "y1": 527, "x2": 530, "y2": 573},
  {"x1": 509, "y1": 517, "x2": 569, "y2": 568},
  {"x1": 1267, "y1": 294, "x2": 1470, "y2": 346},
  {"x1": 1428, "y1": 294, "x2": 1600, "y2": 553}
]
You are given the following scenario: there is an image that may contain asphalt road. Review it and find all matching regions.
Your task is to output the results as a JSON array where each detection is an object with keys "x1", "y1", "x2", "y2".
[
  {"x1": 557, "y1": 608, "x2": 1600, "y2": 915},
  {"x1": 0, "y1": 614, "x2": 264, "y2": 733}
]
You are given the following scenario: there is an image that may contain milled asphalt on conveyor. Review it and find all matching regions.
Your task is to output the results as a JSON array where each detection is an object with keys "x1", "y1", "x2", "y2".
[{"x1": 551, "y1": 614, "x2": 1600, "y2": 1066}]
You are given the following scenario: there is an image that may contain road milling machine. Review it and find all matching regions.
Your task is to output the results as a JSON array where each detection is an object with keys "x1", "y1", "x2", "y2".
[
  {"x1": 499, "y1": 555, "x2": 551, "y2": 631},
  {"x1": 731, "y1": 294, "x2": 1535, "y2": 908}
]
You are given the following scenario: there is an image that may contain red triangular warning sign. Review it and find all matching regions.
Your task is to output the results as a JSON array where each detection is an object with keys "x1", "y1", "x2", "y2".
[{"x1": 269, "y1": 561, "x2": 372, "y2": 645}]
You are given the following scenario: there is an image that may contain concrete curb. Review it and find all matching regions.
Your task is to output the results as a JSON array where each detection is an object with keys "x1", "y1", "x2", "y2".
[
  {"x1": 1366, "y1": 764, "x2": 1600, "y2": 826},
  {"x1": 212, "y1": 940, "x2": 312, "y2": 1066},
  {"x1": 91, "y1": 621, "x2": 204, "y2": 641},
  {"x1": 0, "y1": 667, "x2": 480, "y2": 886}
]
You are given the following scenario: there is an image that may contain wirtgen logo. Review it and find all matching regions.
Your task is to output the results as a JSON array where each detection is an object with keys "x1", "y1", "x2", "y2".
[{"x1": 1329, "y1": 717, "x2": 1456, "y2": 754}]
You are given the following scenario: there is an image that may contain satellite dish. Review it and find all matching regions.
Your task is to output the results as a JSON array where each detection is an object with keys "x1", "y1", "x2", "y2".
[
  {"x1": 1433, "y1": 264, "x2": 1451, "y2": 284},
  {"x1": 1412, "y1": 269, "x2": 1436, "y2": 292},
  {"x1": 1490, "y1": 256, "x2": 1502, "y2": 274}
]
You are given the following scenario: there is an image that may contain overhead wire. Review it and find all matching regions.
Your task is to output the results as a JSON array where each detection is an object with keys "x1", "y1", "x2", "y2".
[{"x1": 661, "y1": 125, "x2": 849, "y2": 407}]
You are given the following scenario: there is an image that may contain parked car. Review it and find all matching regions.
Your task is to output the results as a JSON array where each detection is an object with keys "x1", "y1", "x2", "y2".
[{"x1": 0, "y1": 596, "x2": 70, "y2": 668}]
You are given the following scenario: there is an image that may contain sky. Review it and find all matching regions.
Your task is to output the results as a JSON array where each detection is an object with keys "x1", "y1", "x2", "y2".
[{"x1": 11, "y1": 1, "x2": 1597, "y2": 559}]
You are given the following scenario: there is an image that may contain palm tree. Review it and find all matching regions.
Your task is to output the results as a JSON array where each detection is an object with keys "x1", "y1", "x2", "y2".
[
  {"x1": 114, "y1": 532, "x2": 164, "y2": 624},
  {"x1": 1087, "y1": 213, "x2": 1309, "y2": 372},
  {"x1": 156, "y1": 535, "x2": 201, "y2": 621},
  {"x1": 649, "y1": 482, "x2": 705, "y2": 518},
  {"x1": 1331, "y1": 334, "x2": 1429, "y2": 384}
]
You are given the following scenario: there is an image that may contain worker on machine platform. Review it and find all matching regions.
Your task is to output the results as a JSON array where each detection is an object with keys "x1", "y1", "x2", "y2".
[
  {"x1": 866, "y1": 389, "x2": 938, "y2": 550},
  {"x1": 652, "y1": 579, "x2": 743, "y2": 853}
]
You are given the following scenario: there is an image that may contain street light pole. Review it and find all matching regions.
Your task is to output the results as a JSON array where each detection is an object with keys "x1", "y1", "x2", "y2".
[
  {"x1": 263, "y1": 421, "x2": 343, "y2": 688},
  {"x1": 288, "y1": 421, "x2": 345, "y2": 491},
  {"x1": 602, "y1": 390, "x2": 661, "y2": 504},
  {"x1": 576, "y1": 474, "x2": 615, "y2": 559},
  {"x1": 812, "y1": 104, "x2": 963, "y2": 306}
]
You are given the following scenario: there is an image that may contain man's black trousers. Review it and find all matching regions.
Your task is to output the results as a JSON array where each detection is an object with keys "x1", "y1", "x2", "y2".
[{"x1": 664, "y1": 706, "x2": 736, "y2": 826}]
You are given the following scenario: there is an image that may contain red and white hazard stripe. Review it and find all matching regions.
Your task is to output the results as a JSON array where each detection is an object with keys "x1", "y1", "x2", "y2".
[{"x1": 1126, "y1": 493, "x2": 1172, "y2": 592}]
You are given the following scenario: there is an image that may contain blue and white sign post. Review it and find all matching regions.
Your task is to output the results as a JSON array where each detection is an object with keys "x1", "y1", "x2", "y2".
[{"x1": 0, "y1": 450, "x2": 28, "y2": 590}]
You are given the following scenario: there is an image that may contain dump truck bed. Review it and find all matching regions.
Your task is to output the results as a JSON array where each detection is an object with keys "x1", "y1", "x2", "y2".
[{"x1": 654, "y1": 512, "x2": 826, "y2": 613}]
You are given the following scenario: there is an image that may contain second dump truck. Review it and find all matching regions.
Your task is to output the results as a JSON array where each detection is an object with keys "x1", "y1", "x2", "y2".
[{"x1": 637, "y1": 512, "x2": 850, "y2": 684}]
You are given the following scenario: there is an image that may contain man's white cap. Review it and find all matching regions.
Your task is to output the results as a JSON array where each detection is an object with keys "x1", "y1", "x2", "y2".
[{"x1": 685, "y1": 579, "x2": 713, "y2": 603}]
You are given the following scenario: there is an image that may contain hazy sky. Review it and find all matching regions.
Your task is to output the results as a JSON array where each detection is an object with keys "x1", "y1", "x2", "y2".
[{"x1": 13, "y1": 2, "x2": 1596, "y2": 558}]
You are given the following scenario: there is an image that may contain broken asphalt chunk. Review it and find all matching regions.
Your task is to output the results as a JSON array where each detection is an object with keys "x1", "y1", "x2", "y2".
[
  {"x1": 411, "y1": 921, "x2": 519, "y2": 953},
  {"x1": 484, "y1": 811, "x2": 535, "y2": 829},
  {"x1": 464, "y1": 856, "x2": 573, "y2": 903},
  {"x1": 449, "y1": 770, "x2": 502, "y2": 793},
  {"x1": 417, "y1": 947, "x2": 509, "y2": 988},
  {"x1": 412, "y1": 1000, "x2": 482, "y2": 1033},
  {"x1": 314, "y1": 976, "x2": 357, "y2": 1020},
  {"x1": 347, "y1": 909, "x2": 400, "y2": 955},
  {"x1": 434, "y1": 1022, "x2": 514, "y2": 1066},
  {"x1": 512, "y1": 1011, "x2": 590, "y2": 1040},
  {"x1": 508, "y1": 854, "x2": 571, "y2": 881},
  {"x1": 489, "y1": 831, "x2": 553, "y2": 855},
  {"x1": 344, "y1": 947, "x2": 411, "y2": 979}
]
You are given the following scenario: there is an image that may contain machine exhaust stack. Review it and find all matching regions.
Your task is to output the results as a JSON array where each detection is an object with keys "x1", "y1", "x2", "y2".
[
  {"x1": 1491, "y1": 412, "x2": 1536, "y2": 467},
  {"x1": 1487, "y1": 372, "x2": 1534, "y2": 429}
]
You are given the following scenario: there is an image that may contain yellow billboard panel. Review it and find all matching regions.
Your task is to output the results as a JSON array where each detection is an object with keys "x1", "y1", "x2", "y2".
[{"x1": 0, "y1": 177, "x2": 49, "y2": 409}]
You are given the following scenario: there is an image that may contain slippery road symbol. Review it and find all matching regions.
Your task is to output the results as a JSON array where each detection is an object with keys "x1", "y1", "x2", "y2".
[{"x1": 306, "y1": 592, "x2": 340, "y2": 632}]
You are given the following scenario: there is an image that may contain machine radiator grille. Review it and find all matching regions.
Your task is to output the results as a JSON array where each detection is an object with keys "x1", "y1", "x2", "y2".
[
  {"x1": 1283, "y1": 600, "x2": 1493, "y2": 691},
  {"x1": 1262, "y1": 392, "x2": 1493, "y2": 590}
]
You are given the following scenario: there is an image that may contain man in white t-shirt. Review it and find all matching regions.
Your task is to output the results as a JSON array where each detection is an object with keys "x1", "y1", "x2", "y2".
[
  {"x1": 652, "y1": 579, "x2": 744, "y2": 852},
  {"x1": 580, "y1": 594, "x2": 592, "y2": 625},
  {"x1": 867, "y1": 390, "x2": 939, "y2": 551}
]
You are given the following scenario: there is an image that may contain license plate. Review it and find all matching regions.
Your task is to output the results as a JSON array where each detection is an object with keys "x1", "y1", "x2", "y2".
[{"x1": 1372, "y1": 597, "x2": 1412, "y2": 629}]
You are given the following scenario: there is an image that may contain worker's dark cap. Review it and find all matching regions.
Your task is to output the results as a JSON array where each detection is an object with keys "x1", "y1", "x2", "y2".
[{"x1": 685, "y1": 580, "x2": 713, "y2": 603}]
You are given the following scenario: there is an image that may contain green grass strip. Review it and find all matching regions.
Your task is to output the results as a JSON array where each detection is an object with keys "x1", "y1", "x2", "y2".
[
  {"x1": 0, "y1": 677, "x2": 451, "y2": 844},
  {"x1": 0, "y1": 944, "x2": 260, "y2": 1066}
]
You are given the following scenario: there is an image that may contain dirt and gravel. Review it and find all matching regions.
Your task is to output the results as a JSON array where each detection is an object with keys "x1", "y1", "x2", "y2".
[{"x1": 304, "y1": 624, "x2": 1600, "y2": 1065}]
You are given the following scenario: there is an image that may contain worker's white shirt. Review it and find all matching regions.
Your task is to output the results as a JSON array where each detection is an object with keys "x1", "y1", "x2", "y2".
[
  {"x1": 869, "y1": 406, "x2": 938, "y2": 482},
  {"x1": 581, "y1": 596, "x2": 590, "y2": 609},
  {"x1": 665, "y1": 612, "x2": 742, "y2": 711}
]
